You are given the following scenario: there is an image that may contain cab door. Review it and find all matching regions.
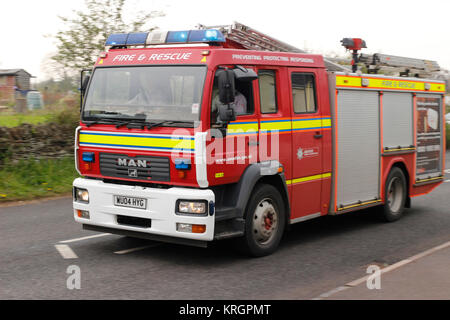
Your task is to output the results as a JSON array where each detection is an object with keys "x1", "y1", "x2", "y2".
[
  {"x1": 207, "y1": 66, "x2": 259, "y2": 186},
  {"x1": 288, "y1": 69, "x2": 324, "y2": 221},
  {"x1": 256, "y1": 67, "x2": 292, "y2": 185}
]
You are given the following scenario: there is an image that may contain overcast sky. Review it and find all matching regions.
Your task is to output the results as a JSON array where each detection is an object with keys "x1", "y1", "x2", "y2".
[{"x1": 0, "y1": 0, "x2": 448, "y2": 81}]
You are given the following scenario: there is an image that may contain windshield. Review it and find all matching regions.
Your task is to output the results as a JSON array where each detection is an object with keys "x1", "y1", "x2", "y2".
[{"x1": 83, "y1": 66, "x2": 206, "y2": 123}]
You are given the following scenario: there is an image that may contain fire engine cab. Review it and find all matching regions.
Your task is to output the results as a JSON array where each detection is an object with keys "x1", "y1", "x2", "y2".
[{"x1": 73, "y1": 23, "x2": 446, "y2": 256}]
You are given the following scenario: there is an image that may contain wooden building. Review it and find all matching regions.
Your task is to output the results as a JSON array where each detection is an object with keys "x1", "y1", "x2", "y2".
[{"x1": 0, "y1": 69, "x2": 33, "y2": 105}]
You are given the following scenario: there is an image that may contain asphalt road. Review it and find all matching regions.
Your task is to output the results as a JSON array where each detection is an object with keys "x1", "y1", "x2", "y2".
[{"x1": 1, "y1": 154, "x2": 449, "y2": 299}]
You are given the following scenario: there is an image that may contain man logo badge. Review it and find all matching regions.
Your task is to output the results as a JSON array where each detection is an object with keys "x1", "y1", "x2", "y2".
[
  {"x1": 128, "y1": 169, "x2": 138, "y2": 178},
  {"x1": 118, "y1": 158, "x2": 147, "y2": 168}
]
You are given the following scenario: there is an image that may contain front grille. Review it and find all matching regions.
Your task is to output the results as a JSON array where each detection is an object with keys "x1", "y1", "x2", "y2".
[
  {"x1": 100, "y1": 153, "x2": 170, "y2": 182},
  {"x1": 117, "y1": 215, "x2": 152, "y2": 228}
]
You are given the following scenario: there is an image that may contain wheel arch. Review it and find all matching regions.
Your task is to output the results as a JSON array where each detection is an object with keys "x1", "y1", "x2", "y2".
[
  {"x1": 384, "y1": 160, "x2": 411, "y2": 208},
  {"x1": 255, "y1": 174, "x2": 291, "y2": 229},
  {"x1": 213, "y1": 163, "x2": 291, "y2": 223}
]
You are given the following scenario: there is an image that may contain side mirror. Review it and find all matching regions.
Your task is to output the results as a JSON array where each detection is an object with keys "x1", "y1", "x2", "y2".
[
  {"x1": 233, "y1": 66, "x2": 258, "y2": 82},
  {"x1": 218, "y1": 104, "x2": 236, "y2": 123},
  {"x1": 81, "y1": 75, "x2": 91, "y2": 94},
  {"x1": 217, "y1": 69, "x2": 235, "y2": 105},
  {"x1": 80, "y1": 69, "x2": 92, "y2": 112}
]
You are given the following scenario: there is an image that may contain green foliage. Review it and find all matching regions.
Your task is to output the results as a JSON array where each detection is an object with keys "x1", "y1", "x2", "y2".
[
  {"x1": 0, "y1": 105, "x2": 80, "y2": 128},
  {"x1": 50, "y1": 107, "x2": 80, "y2": 130},
  {"x1": 52, "y1": 0, "x2": 163, "y2": 73},
  {"x1": 0, "y1": 111, "x2": 54, "y2": 127},
  {"x1": 36, "y1": 75, "x2": 78, "y2": 95},
  {"x1": 0, "y1": 157, "x2": 79, "y2": 202}
]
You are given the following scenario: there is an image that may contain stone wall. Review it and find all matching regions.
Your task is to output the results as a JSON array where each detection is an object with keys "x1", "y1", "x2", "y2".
[{"x1": 0, "y1": 123, "x2": 76, "y2": 165}]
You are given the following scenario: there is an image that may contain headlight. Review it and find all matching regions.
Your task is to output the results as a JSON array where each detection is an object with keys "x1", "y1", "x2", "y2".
[
  {"x1": 74, "y1": 187, "x2": 89, "y2": 203},
  {"x1": 176, "y1": 200, "x2": 207, "y2": 215}
]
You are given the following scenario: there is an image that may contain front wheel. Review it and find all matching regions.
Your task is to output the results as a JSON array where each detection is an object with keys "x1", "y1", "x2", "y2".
[
  {"x1": 380, "y1": 167, "x2": 407, "y2": 222},
  {"x1": 236, "y1": 184, "x2": 286, "y2": 257}
]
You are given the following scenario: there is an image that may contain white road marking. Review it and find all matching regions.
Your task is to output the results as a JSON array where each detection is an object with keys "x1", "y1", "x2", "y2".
[
  {"x1": 59, "y1": 233, "x2": 112, "y2": 244},
  {"x1": 312, "y1": 240, "x2": 450, "y2": 300},
  {"x1": 55, "y1": 244, "x2": 78, "y2": 259},
  {"x1": 311, "y1": 286, "x2": 350, "y2": 300},
  {"x1": 445, "y1": 169, "x2": 450, "y2": 174},
  {"x1": 114, "y1": 244, "x2": 160, "y2": 255},
  {"x1": 445, "y1": 180, "x2": 450, "y2": 183}
]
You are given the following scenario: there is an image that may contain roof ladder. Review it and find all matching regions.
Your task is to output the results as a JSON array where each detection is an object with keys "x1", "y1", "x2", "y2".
[
  {"x1": 359, "y1": 53, "x2": 440, "y2": 78},
  {"x1": 197, "y1": 21, "x2": 350, "y2": 72}
]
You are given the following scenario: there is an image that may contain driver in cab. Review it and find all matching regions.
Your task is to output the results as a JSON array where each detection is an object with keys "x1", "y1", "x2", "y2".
[{"x1": 211, "y1": 88, "x2": 247, "y2": 123}]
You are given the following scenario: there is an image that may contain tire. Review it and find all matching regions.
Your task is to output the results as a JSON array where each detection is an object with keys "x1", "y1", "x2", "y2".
[
  {"x1": 236, "y1": 184, "x2": 286, "y2": 257},
  {"x1": 380, "y1": 167, "x2": 407, "y2": 222}
]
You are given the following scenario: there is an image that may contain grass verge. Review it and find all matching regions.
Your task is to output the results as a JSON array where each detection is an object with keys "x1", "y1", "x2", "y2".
[
  {"x1": 0, "y1": 111, "x2": 54, "y2": 127},
  {"x1": 0, "y1": 157, "x2": 78, "y2": 203},
  {"x1": 0, "y1": 106, "x2": 80, "y2": 128}
]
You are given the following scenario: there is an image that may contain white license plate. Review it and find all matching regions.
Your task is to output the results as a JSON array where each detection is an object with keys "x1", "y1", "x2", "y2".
[{"x1": 114, "y1": 196, "x2": 147, "y2": 209}]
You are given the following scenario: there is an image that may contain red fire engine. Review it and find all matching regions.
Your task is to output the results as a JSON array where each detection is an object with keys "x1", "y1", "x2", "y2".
[{"x1": 73, "y1": 23, "x2": 446, "y2": 256}]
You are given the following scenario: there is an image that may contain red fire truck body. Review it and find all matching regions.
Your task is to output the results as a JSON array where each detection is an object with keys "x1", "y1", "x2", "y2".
[{"x1": 73, "y1": 27, "x2": 446, "y2": 256}]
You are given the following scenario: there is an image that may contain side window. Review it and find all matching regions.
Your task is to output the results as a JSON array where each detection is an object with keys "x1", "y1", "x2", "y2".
[
  {"x1": 211, "y1": 69, "x2": 255, "y2": 124},
  {"x1": 258, "y1": 70, "x2": 278, "y2": 114},
  {"x1": 291, "y1": 73, "x2": 317, "y2": 113}
]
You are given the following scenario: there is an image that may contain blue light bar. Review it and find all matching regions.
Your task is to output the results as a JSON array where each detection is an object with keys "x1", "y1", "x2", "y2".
[
  {"x1": 105, "y1": 28, "x2": 226, "y2": 48},
  {"x1": 188, "y1": 29, "x2": 225, "y2": 43},
  {"x1": 126, "y1": 32, "x2": 149, "y2": 45},
  {"x1": 166, "y1": 31, "x2": 190, "y2": 43},
  {"x1": 105, "y1": 33, "x2": 128, "y2": 46},
  {"x1": 82, "y1": 152, "x2": 95, "y2": 163}
]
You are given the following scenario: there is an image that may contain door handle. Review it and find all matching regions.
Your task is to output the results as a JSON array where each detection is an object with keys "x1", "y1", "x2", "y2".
[{"x1": 314, "y1": 133, "x2": 323, "y2": 139}]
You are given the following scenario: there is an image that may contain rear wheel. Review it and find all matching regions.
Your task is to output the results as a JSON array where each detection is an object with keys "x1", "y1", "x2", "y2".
[
  {"x1": 236, "y1": 184, "x2": 286, "y2": 257},
  {"x1": 380, "y1": 167, "x2": 407, "y2": 222}
]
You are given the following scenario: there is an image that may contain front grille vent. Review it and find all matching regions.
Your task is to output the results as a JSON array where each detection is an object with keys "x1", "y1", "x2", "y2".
[
  {"x1": 100, "y1": 153, "x2": 170, "y2": 182},
  {"x1": 117, "y1": 215, "x2": 152, "y2": 228}
]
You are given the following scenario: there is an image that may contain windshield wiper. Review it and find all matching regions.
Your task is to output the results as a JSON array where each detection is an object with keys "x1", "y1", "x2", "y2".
[
  {"x1": 84, "y1": 118, "x2": 124, "y2": 127},
  {"x1": 159, "y1": 121, "x2": 196, "y2": 128},
  {"x1": 114, "y1": 120, "x2": 168, "y2": 130}
]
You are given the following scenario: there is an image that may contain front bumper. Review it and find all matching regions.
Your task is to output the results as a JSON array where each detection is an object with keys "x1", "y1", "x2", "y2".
[{"x1": 72, "y1": 178, "x2": 215, "y2": 241}]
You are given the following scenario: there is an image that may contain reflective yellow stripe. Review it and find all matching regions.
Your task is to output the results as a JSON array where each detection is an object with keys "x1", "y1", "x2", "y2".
[
  {"x1": 260, "y1": 120, "x2": 291, "y2": 132},
  {"x1": 336, "y1": 75, "x2": 446, "y2": 93},
  {"x1": 338, "y1": 199, "x2": 382, "y2": 211},
  {"x1": 286, "y1": 172, "x2": 332, "y2": 185},
  {"x1": 322, "y1": 118, "x2": 332, "y2": 127},
  {"x1": 227, "y1": 121, "x2": 259, "y2": 134},
  {"x1": 416, "y1": 176, "x2": 443, "y2": 183},
  {"x1": 261, "y1": 117, "x2": 332, "y2": 133},
  {"x1": 79, "y1": 132, "x2": 195, "y2": 151},
  {"x1": 292, "y1": 119, "x2": 323, "y2": 131},
  {"x1": 384, "y1": 147, "x2": 416, "y2": 153},
  {"x1": 429, "y1": 82, "x2": 446, "y2": 92}
]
